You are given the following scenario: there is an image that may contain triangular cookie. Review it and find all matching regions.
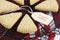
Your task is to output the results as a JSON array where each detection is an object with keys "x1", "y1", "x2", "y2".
[
  {"x1": 17, "y1": 14, "x2": 37, "y2": 33},
  {"x1": 0, "y1": 1, "x2": 20, "y2": 13},
  {"x1": 13, "y1": 0, "x2": 24, "y2": 5},
  {"x1": 30, "y1": 0, "x2": 40, "y2": 5},
  {"x1": 0, "y1": 12, "x2": 22, "y2": 29},
  {"x1": 35, "y1": 0, "x2": 58, "y2": 12}
]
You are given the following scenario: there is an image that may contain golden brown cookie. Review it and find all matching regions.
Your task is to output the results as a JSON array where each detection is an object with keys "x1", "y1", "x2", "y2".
[
  {"x1": 35, "y1": 0, "x2": 58, "y2": 12},
  {"x1": 17, "y1": 14, "x2": 37, "y2": 33},
  {"x1": 0, "y1": 12, "x2": 22, "y2": 29},
  {"x1": 0, "y1": 1, "x2": 20, "y2": 13}
]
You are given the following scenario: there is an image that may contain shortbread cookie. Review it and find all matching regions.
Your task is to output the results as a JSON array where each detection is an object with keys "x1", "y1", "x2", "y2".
[
  {"x1": 0, "y1": 12, "x2": 22, "y2": 29},
  {"x1": 17, "y1": 14, "x2": 37, "y2": 33},
  {"x1": 35, "y1": 0, "x2": 58, "y2": 12},
  {"x1": 0, "y1": 1, "x2": 20, "y2": 13},
  {"x1": 13, "y1": 0, "x2": 40, "y2": 5}
]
